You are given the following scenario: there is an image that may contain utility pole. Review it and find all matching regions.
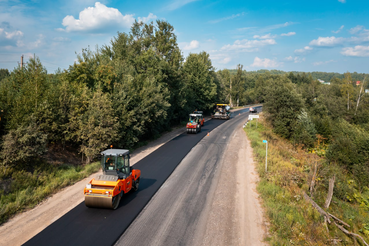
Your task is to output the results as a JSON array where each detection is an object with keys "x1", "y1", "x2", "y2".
[
  {"x1": 263, "y1": 140, "x2": 268, "y2": 172},
  {"x1": 229, "y1": 78, "x2": 232, "y2": 106},
  {"x1": 20, "y1": 55, "x2": 24, "y2": 69}
]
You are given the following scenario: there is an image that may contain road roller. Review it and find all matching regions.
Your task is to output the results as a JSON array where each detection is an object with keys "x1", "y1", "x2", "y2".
[
  {"x1": 84, "y1": 149, "x2": 141, "y2": 209},
  {"x1": 186, "y1": 111, "x2": 204, "y2": 134}
]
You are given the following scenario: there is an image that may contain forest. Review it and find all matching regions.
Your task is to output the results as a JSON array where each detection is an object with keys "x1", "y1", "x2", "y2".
[{"x1": 0, "y1": 19, "x2": 368, "y2": 242}]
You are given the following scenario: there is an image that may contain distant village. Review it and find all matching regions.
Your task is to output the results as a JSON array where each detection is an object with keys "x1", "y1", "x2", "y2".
[{"x1": 317, "y1": 79, "x2": 369, "y2": 94}]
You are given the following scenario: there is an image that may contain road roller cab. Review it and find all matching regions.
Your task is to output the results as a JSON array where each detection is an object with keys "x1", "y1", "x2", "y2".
[
  {"x1": 186, "y1": 111, "x2": 204, "y2": 134},
  {"x1": 84, "y1": 149, "x2": 141, "y2": 209}
]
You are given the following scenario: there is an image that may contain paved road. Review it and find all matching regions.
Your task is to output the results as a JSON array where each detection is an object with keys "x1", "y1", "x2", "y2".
[
  {"x1": 115, "y1": 108, "x2": 258, "y2": 246},
  {"x1": 24, "y1": 107, "x2": 261, "y2": 246}
]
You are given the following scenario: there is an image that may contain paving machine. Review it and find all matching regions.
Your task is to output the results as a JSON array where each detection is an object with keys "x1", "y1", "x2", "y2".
[
  {"x1": 211, "y1": 104, "x2": 230, "y2": 120},
  {"x1": 186, "y1": 111, "x2": 204, "y2": 134},
  {"x1": 84, "y1": 149, "x2": 141, "y2": 209}
]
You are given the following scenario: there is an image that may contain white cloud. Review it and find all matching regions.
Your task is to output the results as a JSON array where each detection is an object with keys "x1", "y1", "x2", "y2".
[
  {"x1": 138, "y1": 13, "x2": 157, "y2": 23},
  {"x1": 349, "y1": 25, "x2": 365, "y2": 34},
  {"x1": 0, "y1": 28, "x2": 23, "y2": 46},
  {"x1": 260, "y1": 22, "x2": 297, "y2": 33},
  {"x1": 332, "y1": 25, "x2": 344, "y2": 34},
  {"x1": 313, "y1": 60, "x2": 336, "y2": 66},
  {"x1": 253, "y1": 33, "x2": 277, "y2": 39},
  {"x1": 208, "y1": 50, "x2": 232, "y2": 66},
  {"x1": 209, "y1": 12, "x2": 245, "y2": 24},
  {"x1": 53, "y1": 37, "x2": 71, "y2": 42},
  {"x1": 281, "y1": 32, "x2": 296, "y2": 37},
  {"x1": 182, "y1": 40, "x2": 199, "y2": 50},
  {"x1": 60, "y1": 2, "x2": 135, "y2": 32},
  {"x1": 236, "y1": 27, "x2": 256, "y2": 32},
  {"x1": 309, "y1": 36, "x2": 345, "y2": 47},
  {"x1": 294, "y1": 46, "x2": 313, "y2": 54},
  {"x1": 220, "y1": 38, "x2": 276, "y2": 52},
  {"x1": 338, "y1": 0, "x2": 346, "y2": 3},
  {"x1": 28, "y1": 34, "x2": 44, "y2": 49},
  {"x1": 341, "y1": 45, "x2": 369, "y2": 57},
  {"x1": 251, "y1": 57, "x2": 282, "y2": 68},
  {"x1": 165, "y1": 0, "x2": 199, "y2": 11},
  {"x1": 219, "y1": 57, "x2": 231, "y2": 64},
  {"x1": 284, "y1": 56, "x2": 305, "y2": 63}
]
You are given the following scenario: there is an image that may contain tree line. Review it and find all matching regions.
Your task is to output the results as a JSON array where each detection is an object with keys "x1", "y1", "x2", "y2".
[
  {"x1": 1, "y1": 19, "x2": 368, "y2": 193},
  {"x1": 0, "y1": 20, "x2": 225, "y2": 169}
]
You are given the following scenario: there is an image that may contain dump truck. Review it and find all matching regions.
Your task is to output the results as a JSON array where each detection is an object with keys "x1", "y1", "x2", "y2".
[
  {"x1": 84, "y1": 149, "x2": 141, "y2": 209},
  {"x1": 211, "y1": 104, "x2": 230, "y2": 120},
  {"x1": 186, "y1": 111, "x2": 204, "y2": 134}
]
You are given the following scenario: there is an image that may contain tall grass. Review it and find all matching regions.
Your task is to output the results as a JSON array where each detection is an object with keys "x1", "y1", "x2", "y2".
[
  {"x1": 245, "y1": 116, "x2": 369, "y2": 245},
  {"x1": 0, "y1": 162, "x2": 100, "y2": 225}
]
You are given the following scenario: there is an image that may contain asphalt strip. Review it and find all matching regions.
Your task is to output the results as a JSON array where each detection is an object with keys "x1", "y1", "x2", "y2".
[{"x1": 24, "y1": 118, "x2": 229, "y2": 246}]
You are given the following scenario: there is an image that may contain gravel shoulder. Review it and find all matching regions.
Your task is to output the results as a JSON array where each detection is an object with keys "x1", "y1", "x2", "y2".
[{"x1": 200, "y1": 126, "x2": 267, "y2": 246}]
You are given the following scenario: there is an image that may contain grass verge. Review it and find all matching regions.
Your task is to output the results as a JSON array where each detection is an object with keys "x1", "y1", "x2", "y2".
[
  {"x1": 0, "y1": 161, "x2": 100, "y2": 225},
  {"x1": 245, "y1": 115, "x2": 369, "y2": 245}
]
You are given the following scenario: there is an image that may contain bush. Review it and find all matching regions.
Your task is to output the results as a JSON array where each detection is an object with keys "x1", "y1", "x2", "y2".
[{"x1": 1, "y1": 120, "x2": 47, "y2": 167}]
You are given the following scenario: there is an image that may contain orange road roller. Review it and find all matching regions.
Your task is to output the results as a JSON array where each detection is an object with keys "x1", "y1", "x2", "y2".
[{"x1": 84, "y1": 149, "x2": 141, "y2": 209}]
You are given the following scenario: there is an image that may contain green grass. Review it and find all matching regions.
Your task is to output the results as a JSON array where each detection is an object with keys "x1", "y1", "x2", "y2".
[
  {"x1": 0, "y1": 161, "x2": 100, "y2": 225},
  {"x1": 244, "y1": 118, "x2": 369, "y2": 245}
]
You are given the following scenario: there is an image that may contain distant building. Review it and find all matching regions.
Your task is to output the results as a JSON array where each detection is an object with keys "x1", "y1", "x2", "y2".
[
  {"x1": 365, "y1": 89, "x2": 369, "y2": 94},
  {"x1": 318, "y1": 79, "x2": 330, "y2": 85},
  {"x1": 356, "y1": 81, "x2": 361, "y2": 86}
]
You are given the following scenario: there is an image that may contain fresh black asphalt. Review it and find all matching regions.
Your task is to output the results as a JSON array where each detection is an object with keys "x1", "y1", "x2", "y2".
[
  {"x1": 25, "y1": 120, "x2": 227, "y2": 246},
  {"x1": 24, "y1": 107, "x2": 261, "y2": 246}
]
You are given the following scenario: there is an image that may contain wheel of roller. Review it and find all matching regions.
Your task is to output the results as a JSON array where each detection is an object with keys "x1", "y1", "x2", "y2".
[
  {"x1": 132, "y1": 178, "x2": 140, "y2": 192},
  {"x1": 112, "y1": 195, "x2": 121, "y2": 210}
]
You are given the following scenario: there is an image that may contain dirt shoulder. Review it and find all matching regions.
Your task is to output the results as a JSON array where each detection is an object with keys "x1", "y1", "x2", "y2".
[
  {"x1": 0, "y1": 125, "x2": 188, "y2": 246},
  {"x1": 201, "y1": 126, "x2": 267, "y2": 245}
]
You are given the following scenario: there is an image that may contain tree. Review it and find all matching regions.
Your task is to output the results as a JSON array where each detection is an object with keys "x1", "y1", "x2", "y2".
[
  {"x1": 264, "y1": 77, "x2": 304, "y2": 138},
  {"x1": 182, "y1": 52, "x2": 218, "y2": 112},
  {"x1": 341, "y1": 72, "x2": 354, "y2": 111},
  {"x1": 231, "y1": 64, "x2": 245, "y2": 107},
  {"x1": 0, "y1": 69, "x2": 9, "y2": 82},
  {"x1": 1, "y1": 118, "x2": 47, "y2": 168},
  {"x1": 217, "y1": 69, "x2": 231, "y2": 104},
  {"x1": 77, "y1": 88, "x2": 119, "y2": 163}
]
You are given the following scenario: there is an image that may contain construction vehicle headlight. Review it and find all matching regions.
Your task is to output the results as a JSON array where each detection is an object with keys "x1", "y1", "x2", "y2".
[
  {"x1": 89, "y1": 190, "x2": 92, "y2": 193},
  {"x1": 86, "y1": 184, "x2": 91, "y2": 189}
]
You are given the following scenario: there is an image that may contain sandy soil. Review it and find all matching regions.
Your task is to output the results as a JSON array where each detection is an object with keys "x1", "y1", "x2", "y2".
[
  {"x1": 0, "y1": 125, "x2": 187, "y2": 246},
  {"x1": 201, "y1": 126, "x2": 268, "y2": 246}
]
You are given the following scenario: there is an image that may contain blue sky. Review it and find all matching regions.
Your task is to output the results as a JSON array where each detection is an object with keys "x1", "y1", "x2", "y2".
[{"x1": 1, "y1": 0, "x2": 369, "y2": 74}]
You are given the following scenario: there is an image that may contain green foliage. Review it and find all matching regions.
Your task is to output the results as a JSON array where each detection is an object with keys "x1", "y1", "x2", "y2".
[
  {"x1": 0, "y1": 69, "x2": 9, "y2": 82},
  {"x1": 78, "y1": 88, "x2": 119, "y2": 163},
  {"x1": 183, "y1": 52, "x2": 218, "y2": 112},
  {"x1": 263, "y1": 77, "x2": 304, "y2": 138},
  {"x1": 1, "y1": 119, "x2": 47, "y2": 167},
  {"x1": 326, "y1": 120, "x2": 369, "y2": 186},
  {"x1": 293, "y1": 109, "x2": 317, "y2": 148}
]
